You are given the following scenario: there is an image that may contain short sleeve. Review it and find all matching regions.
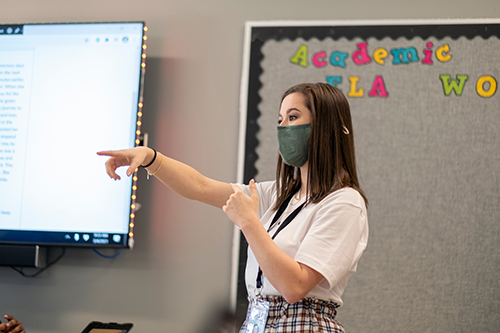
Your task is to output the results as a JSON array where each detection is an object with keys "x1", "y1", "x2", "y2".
[{"x1": 294, "y1": 189, "x2": 368, "y2": 290}]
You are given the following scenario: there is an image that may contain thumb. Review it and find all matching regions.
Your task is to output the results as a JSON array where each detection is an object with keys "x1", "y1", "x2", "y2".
[
  {"x1": 249, "y1": 179, "x2": 258, "y2": 200},
  {"x1": 126, "y1": 158, "x2": 143, "y2": 177},
  {"x1": 126, "y1": 166, "x2": 139, "y2": 177}
]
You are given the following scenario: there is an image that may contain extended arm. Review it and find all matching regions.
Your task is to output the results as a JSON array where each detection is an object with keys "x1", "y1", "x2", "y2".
[{"x1": 97, "y1": 147, "x2": 233, "y2": 209}]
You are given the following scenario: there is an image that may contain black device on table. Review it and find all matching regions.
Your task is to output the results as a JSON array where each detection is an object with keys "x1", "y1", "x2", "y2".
[{"x1": 81, "y1": 321, "x2": 133, "y2": 333}]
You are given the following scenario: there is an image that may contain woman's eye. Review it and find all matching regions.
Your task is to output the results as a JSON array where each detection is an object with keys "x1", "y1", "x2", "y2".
[
  {"x1": 277, "y1": 119, "x2": 282, "y2": 124},
  {"x1": 289, "y1": 115, "x2": 297, "y2": 121}
]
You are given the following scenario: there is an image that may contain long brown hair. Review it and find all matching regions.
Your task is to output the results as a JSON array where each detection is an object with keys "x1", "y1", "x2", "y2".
[{"x1": 274, "y1": 83, "x2": 368, "y2": 209}]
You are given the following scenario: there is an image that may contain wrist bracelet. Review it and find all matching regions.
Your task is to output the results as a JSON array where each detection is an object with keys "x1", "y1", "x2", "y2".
[
  {"x1": 142, "y1": 148, "x2": 157, "y2": 168},
  {"x1": 147, "y1": 153, "x2": 163, "y2": 179}
]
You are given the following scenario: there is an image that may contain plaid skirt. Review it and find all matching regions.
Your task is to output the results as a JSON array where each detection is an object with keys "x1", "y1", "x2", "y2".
[{"x1": 240, "y1": 295, "x2": 344, "y2": 333}]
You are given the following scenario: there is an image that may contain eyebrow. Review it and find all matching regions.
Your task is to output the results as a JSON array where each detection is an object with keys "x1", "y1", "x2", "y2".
[{"x1": 279, "y1": 108, "x2": 301, "y2": 117}]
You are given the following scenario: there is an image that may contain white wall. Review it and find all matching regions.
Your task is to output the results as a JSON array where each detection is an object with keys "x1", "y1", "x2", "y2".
[{"x1": 0, "y1": 1, "x2": 498, "y2": 332}]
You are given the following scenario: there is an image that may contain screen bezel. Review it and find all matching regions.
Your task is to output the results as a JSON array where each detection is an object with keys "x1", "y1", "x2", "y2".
[{"x1": 0, "y1": 21, "x2": 146, "y2": 248}]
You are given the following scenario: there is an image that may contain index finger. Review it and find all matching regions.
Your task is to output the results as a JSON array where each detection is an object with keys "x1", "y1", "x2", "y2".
[{"x1": 96, "y1": 150, "x2": 119, "y2": 157}]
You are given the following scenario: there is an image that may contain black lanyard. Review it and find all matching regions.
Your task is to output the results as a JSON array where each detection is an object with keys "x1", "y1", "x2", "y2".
[{"x1": 256, "y1": 193, "x2": 307, "y2": 289}]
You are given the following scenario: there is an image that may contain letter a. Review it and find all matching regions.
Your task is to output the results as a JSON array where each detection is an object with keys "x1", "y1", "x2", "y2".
[
  {"x1": 330, "y1": 51, "x2": 348, "y2": 68},
  {"x1": 440, "y1": 74, "x2": 468, "y2": 96},
  {"x1": 368, "y1": 76, "x2": 388, "y2": 97},
  {"x1": 290, "y1": 45, "x2": 308, "y2": 68}
]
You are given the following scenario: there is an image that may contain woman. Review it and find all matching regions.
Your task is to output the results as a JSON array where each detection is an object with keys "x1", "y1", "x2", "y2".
[{"x1": 98, "y1": 82, "x2": 368, "y2": 332}]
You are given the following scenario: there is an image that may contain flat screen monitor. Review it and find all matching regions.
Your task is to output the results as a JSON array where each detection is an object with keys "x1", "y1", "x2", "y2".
[{"x1": 0, "y1": 22, "x2": 145, "y2": 248}]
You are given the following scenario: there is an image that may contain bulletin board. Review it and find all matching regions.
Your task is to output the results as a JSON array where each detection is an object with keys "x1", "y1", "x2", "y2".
[{"x1": 232, "y1": 19, "x2": 500, "y2": 332}]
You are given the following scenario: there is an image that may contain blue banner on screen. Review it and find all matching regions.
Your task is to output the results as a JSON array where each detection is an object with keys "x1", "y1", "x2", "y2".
[{"x1": 0, "y1": 22, "x2": 145, "y2": 247}]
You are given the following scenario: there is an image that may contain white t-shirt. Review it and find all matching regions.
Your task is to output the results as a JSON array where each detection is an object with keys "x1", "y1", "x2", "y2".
[{"x1": 240, "y1": 181, "x2": 368, "y2": 306}]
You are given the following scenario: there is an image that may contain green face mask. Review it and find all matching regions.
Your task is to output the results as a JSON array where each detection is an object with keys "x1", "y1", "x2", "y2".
[{"x1": 276, "y1": 123, "x2": 311, "y2": 167}]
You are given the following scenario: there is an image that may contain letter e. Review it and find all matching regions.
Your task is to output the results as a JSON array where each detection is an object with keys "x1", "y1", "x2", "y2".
[
  {"x1": 326, "y1": 76, "x2": 342, "y2": 90},
  {"x1": 373, "y1": 48, "x2": 388, "y2": 65}
]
